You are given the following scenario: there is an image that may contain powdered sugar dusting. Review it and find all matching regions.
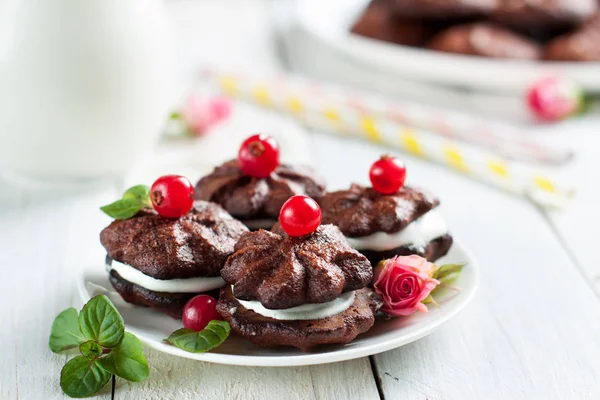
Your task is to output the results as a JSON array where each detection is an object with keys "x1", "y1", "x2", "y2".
[{"x1": 173, "y1": 224, "x2": 194, "y2": 263}]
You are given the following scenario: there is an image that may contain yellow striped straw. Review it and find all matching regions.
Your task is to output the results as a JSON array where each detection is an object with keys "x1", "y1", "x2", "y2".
[{"x1": 205, "y1": 72, "x2": 573, "y2": 208}]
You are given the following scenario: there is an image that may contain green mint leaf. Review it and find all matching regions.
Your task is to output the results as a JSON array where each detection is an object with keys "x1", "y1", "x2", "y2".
[
  {"x1": 433, "y1": 263, "x2": 466, "y2": 285},
  {"x1": 79, "y1": 340, "x2": 102, "y2": 360},
  {"x1": 49, "y1": 308, "x2": 86, "y2": 353},
  {"x1": 97, "y1": 332, "x2": 149, "y2": 382},
  {"x1": 100, "y1": 198, "x2": 142, "y2": 220},
  {"x1": 79, "y1": 295, "x2": 124, "y2": 348},
  {"x1": 122, "y1": 185, "x2": 151, "y2": 208},
  {"x1": 60, "y1": 355, "x2": 111, "y2": 398},
  {"x1": 165, "y1": 320, "x2": 230, "y2": 353}
]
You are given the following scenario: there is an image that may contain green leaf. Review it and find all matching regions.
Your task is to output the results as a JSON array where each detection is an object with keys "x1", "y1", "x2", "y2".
[
  {"x1": 49, "y1": 308, "x2": 86, "y2": 353},
  {"x1": 79, "y1": 295, "x2": 124, "y2": 348},
  {"x1": 123, "y1": 185, "x2": 151, "y2": 208},
  {"x1": 97, "y1": 332, "x2": 149, "y2": 382},
  {"x1": 165, "y1": 320, "x2": 230, "y2": 353},
  {"x1": 433, "y1": 263, "x2": 466, "y2": 285},
  {"x1": 79, "y1": 341, "x2": 102, "y2": 360},
  {"x1": 60, "y1": 355, "x2": 111, "y2": 398},
  {"x1": 100, "y1": 198, "x2": 142, "y2": 220},
  {"x1": 421, "y1": 295, "x2": 439, "y2": 307}
]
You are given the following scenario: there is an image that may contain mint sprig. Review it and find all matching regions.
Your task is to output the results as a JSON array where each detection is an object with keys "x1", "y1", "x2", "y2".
[
  {"x1": 60, "y1": 355, "x2": 112, "y2": 398},
  {"x1": 165, "y1": 320, "x2": 230, "y2": 353},
  {"x1": 78, "y1": 295, "x2": 124, "y2": 348},
  {"x1": 49, "y1": 295, "x2": 149, "y2": 398},
  {"x1": 49, "y1": 308, "x2": 86, "y2": 352},
  {"x1": 123, "y1": 185, "x2": 152, "y2": 207},
  {"x1": 97, "y1": 332, "x2": 149, "y2": 382},
  {"x1": 100, "y1": 184, "x2": 150, "y2": 220}
]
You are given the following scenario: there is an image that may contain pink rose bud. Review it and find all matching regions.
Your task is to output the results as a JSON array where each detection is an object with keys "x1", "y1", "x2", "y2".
[
  {"x1": 526, "y1": 77, "x2": 583, "y2": 122},
  {"x1": 208, "y1": 96, "x2": 232, "y2": 122},
  {"x1": 373, "y1": 255, "x2": 439, "y2": 317},
  {"x1": 181, "y1": 95, "x2": 232, "y2": 136}
]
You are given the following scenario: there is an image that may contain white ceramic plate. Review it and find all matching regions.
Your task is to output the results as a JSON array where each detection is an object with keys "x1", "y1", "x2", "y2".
[
  {"x1": 293, "y1": 0, "x2": 600, "y2": 94},
  {"x1": 78, "y1": 241, "x2": 478, "y2": 367}
]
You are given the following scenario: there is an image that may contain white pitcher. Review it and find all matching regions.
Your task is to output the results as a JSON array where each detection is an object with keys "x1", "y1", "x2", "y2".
[{"x1": 0, "y1": 0, "x2": 175, "y2": 181}]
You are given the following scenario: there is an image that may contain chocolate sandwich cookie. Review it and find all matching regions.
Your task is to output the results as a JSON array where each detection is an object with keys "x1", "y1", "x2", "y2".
[
  {"x1": 426, "y1": 22, "x2": 541, "y2": 59},
  {"x1": 218, "y1": 286, "x2": 382, "y2": 352},
  {"x1": 492, "y1": 0, "x2": 597, "y2": 29},
  {"x1": 100, "y1": 201, "x2": 248, "y2": 318},
  {"x1": 351, "y1": 0, "x2": 434, "y2": 46},
  {"x1": 320, "y1": 184, "x2": 453, "y2": 265},
  {"x1": 390, "y1": 0, "x2": 498, "y2": 18},
  {"x1": 543, "y1": 13, "x2": 600, "y2": 61},
  {"x1": 196, "y1": 160, "x2": 326, "y2": 231},
  {"x1": 217, "y1": 225, "x2": 381, "y2": 351}
]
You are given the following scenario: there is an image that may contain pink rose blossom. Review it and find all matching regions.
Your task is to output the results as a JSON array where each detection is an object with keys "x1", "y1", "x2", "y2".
[
  {"x1": 526, "y1": 76, "x2": 583, "y2": 122},
  {"x1": 182, "y1": 95, "x2": 232, "y2": 136},
  {"x1": 373, "y1": 255, "x2": 439, "y2": 316}
]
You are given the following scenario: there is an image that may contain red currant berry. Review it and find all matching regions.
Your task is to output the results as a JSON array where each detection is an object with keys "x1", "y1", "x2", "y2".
[
  {"x1": 279, "y1": 195, "x2": 322, "y2": 237},
  {"x1": 150, "y1": 175, "x2": 195, "y2": 218},
  {"x1": 237, "y1": 134, "x2": 280, "y2": 178},
  {"x1": 527, "y1": 77, "x2": 582, "y2": 122},
  {"x1": 182, "y1": 295, "x2": 222, "y2": 332},
  {"x1": 369, "y1": 155, "x2": 407, "y2": 195}
]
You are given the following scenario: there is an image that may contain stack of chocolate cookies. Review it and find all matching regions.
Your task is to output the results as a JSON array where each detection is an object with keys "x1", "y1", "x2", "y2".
[
  {"x1": 352, "y1": 0, "x2": 600, "y2": 61},
  {"x1": 98, "y1": 134, "x2": 455, "y2": 351},
  {"x1": 217, "y1": 225, "x2": 382, "y2": 351}
]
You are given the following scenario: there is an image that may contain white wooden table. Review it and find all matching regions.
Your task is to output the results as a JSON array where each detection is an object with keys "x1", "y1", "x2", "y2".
[{"x1": 2, "y1": 1, "x2": 600, "y2": 399}]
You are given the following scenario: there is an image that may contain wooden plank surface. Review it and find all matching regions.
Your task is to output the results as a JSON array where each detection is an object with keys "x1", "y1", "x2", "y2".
[
  {"x1": 114, "y1": 350, "x2": 379, "y2": 400},
  {"x1": 0, "y1": 188, "x2": 115, "y2": 400},
  {"x1": 542, "y1": 117, "x2": 600, "y2": 295}
]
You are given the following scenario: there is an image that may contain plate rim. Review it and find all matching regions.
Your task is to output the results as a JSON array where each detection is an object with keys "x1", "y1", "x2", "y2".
[{"x1": 77, "y1": 240, "x2": 479, "y2": 367}]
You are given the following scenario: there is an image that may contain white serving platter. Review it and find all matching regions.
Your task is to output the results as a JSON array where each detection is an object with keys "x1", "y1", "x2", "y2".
[
  {"x1": 79, "y1": 240, "x2": 478, "y2": 367},
  {"x1": 291, "y1": 0, "x2": 600, "y2": 95}
]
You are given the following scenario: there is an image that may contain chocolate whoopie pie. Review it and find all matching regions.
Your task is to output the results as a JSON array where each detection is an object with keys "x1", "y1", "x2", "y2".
[
  {"x1": 216, "y1": 225, "x2": 382, "y2": 351},
  {"x1": 320, "y1": 184, "x2": 452, "y2": 265},
  {"x1": 195, "y1": 160, "x2": 326, "y2": 231},
  {"x1": 351, "y1": 0, "x2": 435, "y2": 46},
  {"x1": 100, "y1": 201, "x2": 248, "y2": 318},
  {"x1": 426, "y1": 22, "x2": 541, "y2": 59}
]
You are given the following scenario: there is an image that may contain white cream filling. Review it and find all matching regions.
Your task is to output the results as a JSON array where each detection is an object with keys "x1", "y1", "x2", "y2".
[
  {"x1": 235, "y1": 288, "x2": 355, "y2": 321},
  {"x1": 108, "y1": 260, "x2": 225, "y2": 293},
  {"x1": 242, "y1": 218, "x2": 277, "y2": 230},
  {"x1": 346, "y1": 209, "x2": 449, "y2": 251}
]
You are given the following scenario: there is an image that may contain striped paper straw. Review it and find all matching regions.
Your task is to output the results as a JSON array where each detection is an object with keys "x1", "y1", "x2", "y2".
[
  {"x1": 200, "y1": 70, "x2": 574, "y2": 208},
  {"x1": 200, "y1": 70, "x2": 571, "y2": 165}
]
